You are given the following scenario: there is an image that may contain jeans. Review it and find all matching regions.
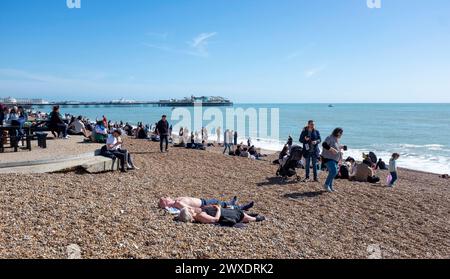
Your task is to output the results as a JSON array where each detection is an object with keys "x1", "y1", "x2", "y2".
[
  {"x1": 223, "y1": 143, "x2": 231, "y2": 154},
  {"x1": 101, "y1": 147, "x2": 134, "y2": 171},
  {"x1": 112, "y1": 149, "x2": 134, "y2": 171},
  {"x1": 12, "y1": 118, "x2": 26, "y2": 136},
  {"x1": 201, "y1": 198, "x2": 230, "y2": 208},
  {"x1": 305, "y1": 154, "x2": 318, "y2": 179},
  {"x1": 325, "y1": 160, "x2": 339, "y2": 189},
  {"x1": 55, "y1": 123, "x2": 68, "y2": 137},
  {"x1": 390, "y1": 171, "x2": 398, "y2": 186},
  {"x1": 160, "y1": 135, "x2": 169, "y2": 151}
]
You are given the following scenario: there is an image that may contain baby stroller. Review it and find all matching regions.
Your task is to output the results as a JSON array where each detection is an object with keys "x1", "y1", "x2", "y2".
[{"x1": 276, "y1": 145, "x2": 303, "y2": 181}]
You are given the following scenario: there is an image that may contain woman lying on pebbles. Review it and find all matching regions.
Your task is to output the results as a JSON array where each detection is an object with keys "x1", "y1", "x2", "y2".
[
  {"x1": 159, "y1": 196, "x2": 255, "y2": 211},
  {"x1": 177, "y1": 205, "x2": 265, "y2": 225}
]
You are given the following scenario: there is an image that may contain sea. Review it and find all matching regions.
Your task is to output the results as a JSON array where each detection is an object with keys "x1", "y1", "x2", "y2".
[{"x1": 33, "y1": 103, "x2": 450, "y2": 174}]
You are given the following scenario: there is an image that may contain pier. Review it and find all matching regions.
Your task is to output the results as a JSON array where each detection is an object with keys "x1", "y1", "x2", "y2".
[
  {"x1": 14, "y1": 101, "x2": 233, "y2": 109},
  {"x1": 2, "y1": 95, "x2": 233, "y2": 109}
]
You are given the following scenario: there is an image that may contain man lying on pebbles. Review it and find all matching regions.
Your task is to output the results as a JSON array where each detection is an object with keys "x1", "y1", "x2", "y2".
[{"x1": 158, "y1": 196, "x2": 255, "y2": 212}]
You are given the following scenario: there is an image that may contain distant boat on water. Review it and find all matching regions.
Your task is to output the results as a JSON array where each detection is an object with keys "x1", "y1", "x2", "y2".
[{"x1": 328, "y1": 104, "x2": 334, "y2": 108}]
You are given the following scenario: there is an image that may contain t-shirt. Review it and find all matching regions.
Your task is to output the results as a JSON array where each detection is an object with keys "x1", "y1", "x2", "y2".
[
  {"x1": 70, "y1": 120, "x2": 85, "y2": 133},
  {"x1": 306, "y1": 130, "x2": 313, "y2": 153},
  {"x1": 106, "y1": 134, "x2": 121, "y2": 150},
  {"x1": 389, "y1": 159, "x2": 397, "y2": 172}
]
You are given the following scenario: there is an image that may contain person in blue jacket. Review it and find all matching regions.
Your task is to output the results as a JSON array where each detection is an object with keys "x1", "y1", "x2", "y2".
[{"x1": 299, "y1": 120, "x2": 322, "y2": 182}]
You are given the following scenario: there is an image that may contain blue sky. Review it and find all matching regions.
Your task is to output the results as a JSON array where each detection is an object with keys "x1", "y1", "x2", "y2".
[{"x1": 0, "y1": 0, "x2": 449, "y2": 102}]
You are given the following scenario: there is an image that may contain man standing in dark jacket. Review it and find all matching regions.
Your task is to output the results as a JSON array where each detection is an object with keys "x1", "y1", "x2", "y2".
[
  {"x1": 156, "y1": 115, "x2": 170, "y2": 152},
  {"x1": 299, "y1": 120, "x2": 321, "y2": 182}
]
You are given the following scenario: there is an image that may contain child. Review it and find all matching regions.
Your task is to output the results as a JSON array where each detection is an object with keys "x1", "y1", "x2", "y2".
[{"x1": 388, "y1": 153, "x2": 400, "y2": 187}]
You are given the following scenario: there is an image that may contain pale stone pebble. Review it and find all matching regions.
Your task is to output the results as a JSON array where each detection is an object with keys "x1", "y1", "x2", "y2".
[{"x1": 67, "y1": 244, "x2": 82, "y2": 259}]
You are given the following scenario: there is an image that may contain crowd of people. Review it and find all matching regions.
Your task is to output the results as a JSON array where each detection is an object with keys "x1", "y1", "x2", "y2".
[
  {"x1": 0, "y1": 104, "x2": 29, "y2": 139},
  {"x1": 276, "y1": 120, "x2": 401, "y2": 192},
  {"x1": 3, "y1": 104, "x2": 405, "y2": 227}
]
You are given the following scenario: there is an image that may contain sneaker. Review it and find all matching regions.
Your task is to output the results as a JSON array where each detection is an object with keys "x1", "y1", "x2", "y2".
[
  {"x1": 255, "y1": 215, "x2": 266, "y2": 222},
  {"x1": 325, "y1": 185, "x2": 333, "y2": 192},
  {"x1": 230, "y1": 196, "x2": 238, "y2": 205},
  {"x1": 240, "y1": 201, "x2": 254, "y2": 211}
]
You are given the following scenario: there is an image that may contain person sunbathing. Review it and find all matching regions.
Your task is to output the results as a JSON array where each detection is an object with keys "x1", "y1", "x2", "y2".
[
  {"x1": 158, "y1": 196, "x2": 254, "y2": 211},
  {"x1": 177, "y1": 205, "x2": 265, "y2": 225}
]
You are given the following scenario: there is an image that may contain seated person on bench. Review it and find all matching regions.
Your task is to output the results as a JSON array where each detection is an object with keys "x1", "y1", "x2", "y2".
[{"x1": 101, "y1": 130, "x2": 138, "y2": 172}]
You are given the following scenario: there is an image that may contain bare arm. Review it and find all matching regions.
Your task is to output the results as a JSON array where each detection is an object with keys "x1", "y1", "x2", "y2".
[
  {"x1": 116, "y1": 137, "x2": 123, "y2": 146},
  {"x1": 195, "y1": 206, "x2": 221, "y2": 224},
  {"x1": 195, "y1": 212, "x2": 220, "y2": 224}
]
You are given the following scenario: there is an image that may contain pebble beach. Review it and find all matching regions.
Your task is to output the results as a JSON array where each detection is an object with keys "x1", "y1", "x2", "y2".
[{"x1": 0, "y1": 138, "x2": 449, "y2": 259}]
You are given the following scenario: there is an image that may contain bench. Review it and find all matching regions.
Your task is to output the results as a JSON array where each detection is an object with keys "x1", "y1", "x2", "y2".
[{"x1": 81, "y1": 154, "x2": 120, "y2": 173}]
